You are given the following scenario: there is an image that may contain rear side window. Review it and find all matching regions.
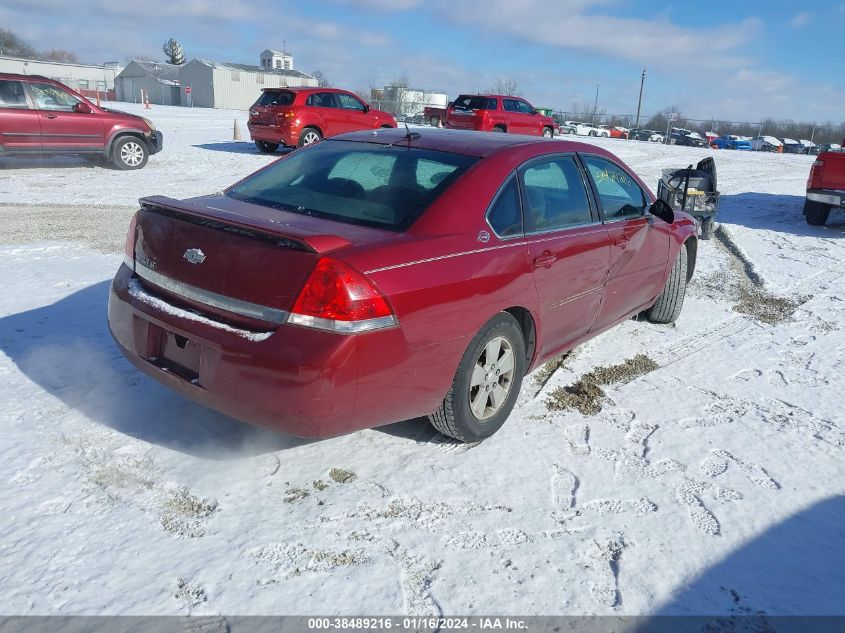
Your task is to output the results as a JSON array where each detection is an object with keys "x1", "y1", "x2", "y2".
[
  {"x1": 521, "y1": 157, "x2": 592, "y2": 233},
  {"x1": 307, "y1": 92, "x2": 338, "y2": 108},
  {"x1": 226, "y1": 141, "x2": 478, "y2": 231},
  {"x1": 453, "y1": 95, "x2": 494, "y2": 110},
  {"x1": 487, "y1": 176, "x2": 523, "y2": 237},
  {"x1": 0, "y1": 80, "x2": 29, "y2": 108},
  {"x1": 582, "y1": 155, "x2": 647, "y2": 220},
  {"x1": 256, "y1": 90, "x2": 295, "y2": 106}
]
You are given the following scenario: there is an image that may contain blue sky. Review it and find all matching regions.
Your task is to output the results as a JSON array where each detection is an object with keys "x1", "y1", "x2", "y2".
[{"x1": 4, "y1": 0, "x2": 843, "y2": 122}]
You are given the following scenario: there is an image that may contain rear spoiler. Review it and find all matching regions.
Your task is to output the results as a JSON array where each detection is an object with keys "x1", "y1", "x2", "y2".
[{"x1": 139, "y1": 195, "x2": 352, "y2": 254}]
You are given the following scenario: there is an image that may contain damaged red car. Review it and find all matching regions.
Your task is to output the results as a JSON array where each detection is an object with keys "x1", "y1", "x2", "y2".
[{"x1": 108, "y1": 128, "x2": 696, "y2": 442}]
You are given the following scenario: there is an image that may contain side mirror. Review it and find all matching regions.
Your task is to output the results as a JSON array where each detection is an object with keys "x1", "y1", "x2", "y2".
[
  {"x1": 649, "y1": 198, "x2": 674, "y2": 224},
  {"x1": 363, "y1": 104, "x2": 370, "y2": 113},
  {"x1": 74, "y1": 101, "x2": 92, "y2": 114}
]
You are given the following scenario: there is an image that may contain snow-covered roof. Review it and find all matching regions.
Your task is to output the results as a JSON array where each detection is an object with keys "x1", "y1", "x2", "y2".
[
  {"x1": 192, "y1": 58, "x2": 312, "y2": 80},
  {"x1": 126, "y1": 60, "x2": 181, "y2": 85}
]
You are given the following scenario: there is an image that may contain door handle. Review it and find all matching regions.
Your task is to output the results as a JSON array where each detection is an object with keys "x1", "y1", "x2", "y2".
[
  {"x1": 532, "y1": 251, "x2": 557, "y2": 268},
  {"x1": 43, "y1": 113, "x2": 58, "y2": 119}
]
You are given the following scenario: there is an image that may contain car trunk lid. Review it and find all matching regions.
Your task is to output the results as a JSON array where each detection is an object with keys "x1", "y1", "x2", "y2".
[
  {"x1": 130, "y1": 195, "x2": 393, "y2": 328},
  {"x1": 811, "y1": 153, "x2": 845, "y2": 191}
]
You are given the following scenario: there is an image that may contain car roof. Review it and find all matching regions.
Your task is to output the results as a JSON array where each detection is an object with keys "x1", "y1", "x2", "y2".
[
  {"x1": 330, "y1": 127, "x2": 607, "y2": 158},
  {"x1": 261, "y1": 86, "x2": 349, "y2": 94},
  {"x1": 0, "y1": 72, "x2": 53, "y2": 82}
]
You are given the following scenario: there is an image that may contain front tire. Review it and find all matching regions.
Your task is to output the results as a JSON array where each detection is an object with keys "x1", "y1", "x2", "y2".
[
  {"x1": 429, "y1": 313, "x2": 526, "y2": 442},
  {"x1": 298, "y1": 127, "x2": 323, "y2": 147},
  {"x1": 429, "y1": 115, "x2": 440, "y2": 127},
  {"x1": 646, "y1": 246, "x2": 688, "y2": 324},
  {"x1": 111, "y1": 136, "x2": 148, "y2": 170},
  {"x1": 589, "y1": 130, "x2": 597, "y2": 137},
  {"x1": 804, "y1": 199, "x2": 831, "y2": 226},
  {"x1": 542, "y1": 127, "x2": 554, "y2": 138},
  {"x1": 254, "y1": 140, "x2": 279, "y2": 154}
]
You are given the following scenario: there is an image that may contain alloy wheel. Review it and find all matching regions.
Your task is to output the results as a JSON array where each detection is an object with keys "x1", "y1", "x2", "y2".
[
  {"x1": 120, "y1": 142, "x2": 144, "y2": 167},
  {"x1": 468, "y1": 335, "x2": 515, "y2": 421}
]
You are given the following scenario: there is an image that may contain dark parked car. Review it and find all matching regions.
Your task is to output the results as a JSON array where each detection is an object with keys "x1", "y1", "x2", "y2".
[
  {"x1": 670, "y1": 128, "x2": 707, "y2": 147},
  {"x1": 108, "y1": 129, "x2": 696, "y2": 443},
  {"x1": 247, "y1": 87, "x2": 396, "y2": 152},
  {"x1": 0, "y1": 72, "x2": 162, "y2": 169}
]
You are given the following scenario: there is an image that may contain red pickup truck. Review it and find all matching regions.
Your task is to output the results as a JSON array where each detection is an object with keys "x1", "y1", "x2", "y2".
[
  {"x1": 804, "y1": 147, "x2": 845, "y2": 225},
  {"x1": 444, "y1": 94, "x2": 555, "y2": 138}
]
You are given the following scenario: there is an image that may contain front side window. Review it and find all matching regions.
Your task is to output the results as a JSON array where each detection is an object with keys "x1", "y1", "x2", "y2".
[
  {"x1": 521, "y1": 156, "x2": 592, "y2": 233},
  {"x1": 0, "y1": 80, "x2": 30, "y2": 108},
  {"x1": 226, "y1": 141, "x2": 478, "y2": 231},
  {"x1": 517, "y1": 100, "x2": 534, "y2": 114},
  {"x1": 486, "y1": 176, "x2": 523, "y2": 237},
  {"x1": 28, "y1": 82, "x2": 81, "y2": 111},
  {"x1": 337, "y1": 93, "x2": 365, "y2": 111},
  {"x1": 582, "y1": 155, "x2": 647, "y2": 220},
  {"x1": 503, "y1": 99, "x2": 519, "y2": 113}
]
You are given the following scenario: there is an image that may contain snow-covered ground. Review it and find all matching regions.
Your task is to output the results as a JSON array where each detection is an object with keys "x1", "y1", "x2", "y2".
[{"x1": 1, "y1": 104, "x2": 844, "y2": 619}]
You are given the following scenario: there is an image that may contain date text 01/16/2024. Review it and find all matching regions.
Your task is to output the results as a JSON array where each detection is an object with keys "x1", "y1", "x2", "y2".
[{"x1": 306, "y1": 617, "x2": 528, "y2": 630}]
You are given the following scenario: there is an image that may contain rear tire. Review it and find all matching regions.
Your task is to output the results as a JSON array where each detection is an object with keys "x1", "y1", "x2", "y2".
[
  {"x1": 646, "y1": 246, "x2": 688, "y2": 324},
  {"x1": 699, "y1": 216, "x2": 715, "y2": 240},
  {"x1": 492, "y1": 126, "x2": 506, "y2": 133},
  {"x1": 298, "y1": 127, "x2": 323, "y2": 147},
  {"x1": 542, "y1": 127, "x2": 553, "y2": 138},
  {"x1": 589, "y1": 130, "x2": 597, "y2": 137},
  {"x1": 254, "y1": 140, "x2": 279, "y2": 154},
  {"x1": 429, "y1": 115, "x2": 440, "y2": 127},
  {"x1": 110, "y1": 136, "x2": 148, "y2": 170},
  {"x1": 804, "y1": 199, "x2": 831, "y2": 226},
  {"x1": 429, "y1": 313, "x2": 526, "y2": 443}
]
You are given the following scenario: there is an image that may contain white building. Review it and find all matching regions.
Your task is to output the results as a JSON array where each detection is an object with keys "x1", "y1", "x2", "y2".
[
  {"x1": 115, "y1": 61, "x2": 181, "y2": 105},
  {"x1": 178, "y1": 54, "x2": 317, "y2": 110},
  {"x1": 259, "y1": 50, "x2": 294, "y2": 71},
  {"x1": 0, "y1": 55, "x2": 121, "y2": 99}
]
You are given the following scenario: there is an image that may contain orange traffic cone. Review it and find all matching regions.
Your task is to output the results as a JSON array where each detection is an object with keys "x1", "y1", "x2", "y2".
[
  {"x1": 95, "y1": 91, "x2": 101, "y2": 107},
  {"x1": 144, "y1": 90, "x2": 151, "y2": 109},
  {"x1": 233, "y1": 119, "x2": 242, "y2": 141}
]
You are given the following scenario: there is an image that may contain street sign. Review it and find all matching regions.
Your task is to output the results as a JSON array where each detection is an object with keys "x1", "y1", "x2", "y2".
[
  {"x1": 669, "y1": 112, "x2": 678, "y2": 121},
  {"x1": 185, "y1": 86, "x2": 192, "y2": 94}
]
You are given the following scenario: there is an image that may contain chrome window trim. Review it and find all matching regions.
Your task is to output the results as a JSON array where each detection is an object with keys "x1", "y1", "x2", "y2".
[
  {"x1": 579, "y1": 153, "x2": 649, "y2": 223},
  {"x1": 134, "y1": 261, "x2": 288, "y2": 325}
]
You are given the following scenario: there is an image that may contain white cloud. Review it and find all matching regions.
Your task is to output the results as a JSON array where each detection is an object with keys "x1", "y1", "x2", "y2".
[
  {"x1": 789, "y1": 12, "x2": 811, "y2": 28},
  {"x1": 428, "y1": 0, "x2": 759, "y2": 69}
]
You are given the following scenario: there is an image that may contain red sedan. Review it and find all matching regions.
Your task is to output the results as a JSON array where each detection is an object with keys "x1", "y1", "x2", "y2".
[{"x1": 108, "y1": 129, "x2": 696, "y2": 442}]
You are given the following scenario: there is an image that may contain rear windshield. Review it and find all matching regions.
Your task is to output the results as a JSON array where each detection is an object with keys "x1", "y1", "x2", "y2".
[
  {"x1": 226, "y1": 140, "x2": 479, "y2": 231},
  {"x1": 255, "y1": 90, "x2": 295, "y2": 106},
  {"x1": 452, "y1": 95, "x2": 495, "y2": 111}
]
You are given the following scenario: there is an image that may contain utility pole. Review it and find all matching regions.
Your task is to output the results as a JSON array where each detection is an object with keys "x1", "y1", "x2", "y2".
[
  {"x1": 635, "y1": 69, "x2": 646, "y2": 128},
  {"x1": 592, "y1": 84, "x2": 599, "y2": 124}
]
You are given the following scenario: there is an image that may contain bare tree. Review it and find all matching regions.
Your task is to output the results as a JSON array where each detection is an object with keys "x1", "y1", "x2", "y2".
[
  {"x1": 39, "y1": 49, "x2": 79, "y2": 63},
  {"x1": 0, "y1": 28, "x2": 37, "y2": 58},
  {"x1": 161, "y1": 38, "x2": 186, "y2": 65},
  {"x1": 311, "y1": 70, "x2": 330, "y2": 88},
  {"x1": 487, "y1": 77, "x2": 520, "y2": 96}
]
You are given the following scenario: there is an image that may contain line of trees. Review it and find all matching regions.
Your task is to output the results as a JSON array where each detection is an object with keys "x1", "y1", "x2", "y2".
[{"x1": 0, "y1": 28, "x2": 79, "y2": 63}]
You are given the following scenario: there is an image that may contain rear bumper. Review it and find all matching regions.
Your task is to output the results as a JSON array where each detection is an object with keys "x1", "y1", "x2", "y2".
[
  {"x1": 807, "y1": 189, "x2": 845, "y2": 207},
  {"x1": 107, "y1": 264, "x2": 430, "y2": 437},
  {"x1": 248, "y1": 122, "x2": 295, "y2": 147}
]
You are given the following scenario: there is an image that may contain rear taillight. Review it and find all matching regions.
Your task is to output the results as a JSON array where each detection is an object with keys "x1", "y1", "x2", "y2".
[
  {"x1": 808, "y1": 159, "x2": 824, "y2": 189},
  {"x1": 123, "y1": 212, "x2": 137, "y2": 270},
  {"x1": 288, "y1": 258, "x2": 397, "y2": 333}
]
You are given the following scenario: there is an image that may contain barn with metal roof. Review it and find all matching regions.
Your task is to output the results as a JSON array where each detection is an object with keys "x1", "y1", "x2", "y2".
[{"x1": 115, "y1": 61, "x2": 181, "y2": 105}]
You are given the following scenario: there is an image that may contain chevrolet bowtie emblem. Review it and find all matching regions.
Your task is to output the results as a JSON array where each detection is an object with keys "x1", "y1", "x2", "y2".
[{"x1": 183, "y1": 248, "x2": 206, "y2": 264}]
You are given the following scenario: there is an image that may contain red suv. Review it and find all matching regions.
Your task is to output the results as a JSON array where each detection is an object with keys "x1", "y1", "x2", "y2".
[
  {"x1": 247, "y1": 87, "x2": 397, "y2": 153},
  {"x1": 0, "y1": 73, "x2": 162, "y2": 170},
  {"x1": 445, "y1": 94, "x2": 556, "y2": 137}
]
